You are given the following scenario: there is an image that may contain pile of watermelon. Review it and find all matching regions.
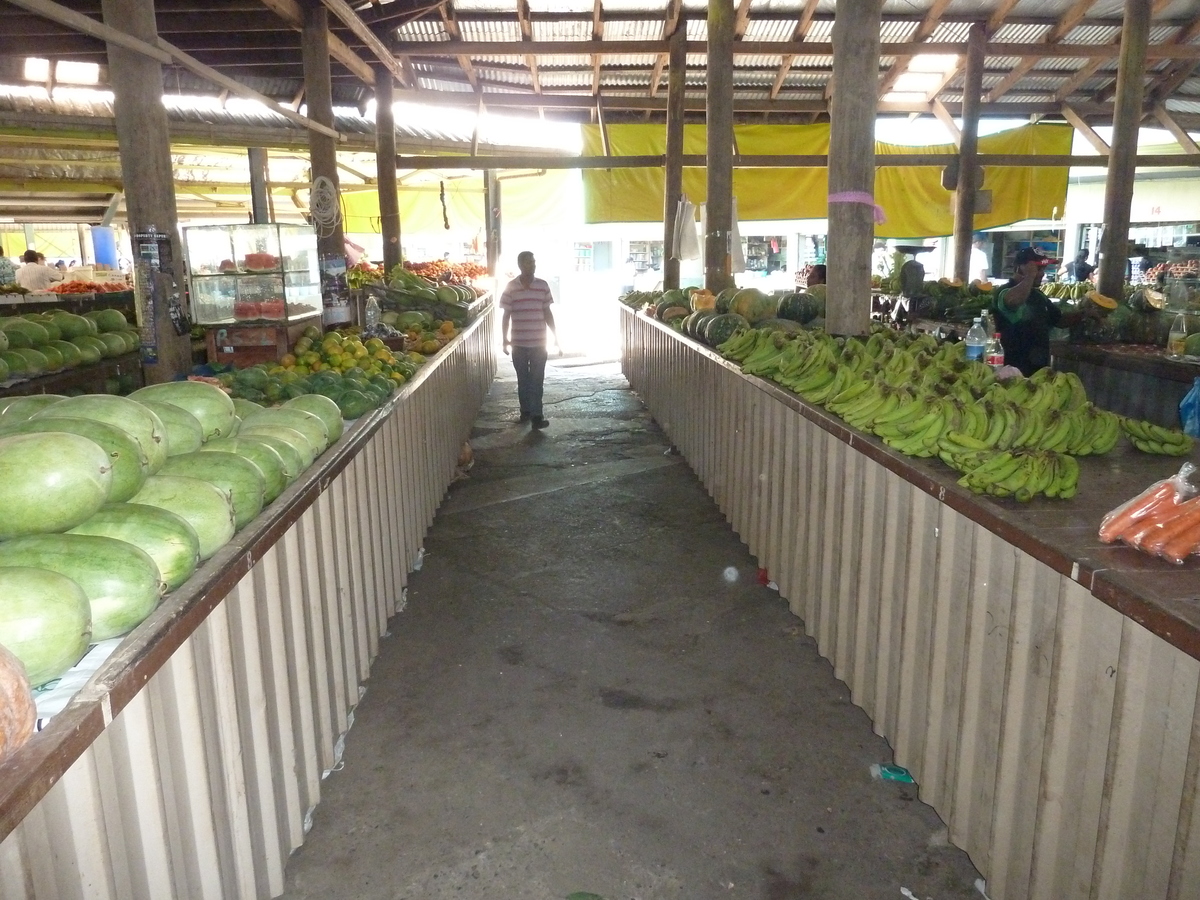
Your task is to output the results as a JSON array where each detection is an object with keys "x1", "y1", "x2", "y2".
[
  {"x1": 0, "y1": 380, "x2": 347, "y2": 716},
  {"x1": 624, "y1": 284, "x2": 827, "y2": 349},
  {"x1": 0, "y1": 307, "x2": 139, "y2": 382}
]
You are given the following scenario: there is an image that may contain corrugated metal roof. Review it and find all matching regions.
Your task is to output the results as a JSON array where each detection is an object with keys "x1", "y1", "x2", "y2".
[
  {"x1": 992, "y1": 23, "x2": 1051, "y2": 43},
  {"x1": 460, "y1": 19, "x2": 522, "y2": 43},
  {"x1": 394, "y1": 20, "x2": 447, "y2": 42},
  {"x1": 532, "y1": 19, "x2": 593, "y2": 41},
  {"x1": 743, "y1": 19, "x2": 800, "y2": 42}
]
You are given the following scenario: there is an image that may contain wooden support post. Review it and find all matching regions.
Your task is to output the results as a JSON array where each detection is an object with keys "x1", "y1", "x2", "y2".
[
  {"x1": 826, "y1": 0, "x2": 882, "y2": 336},
  {"x1": 663, "y1": 26, "x2": 686, "y2": 291},
  {"x1": 484, "y1": 169, "x2": 501, "y2": 279},
  {"x1": 1098, "y1": 0, "x2": 1152, "y2": 300},
  {"x1": 302, "y1": 2, "x2": 347, "y2": 320},
  {"x1": 248, "y1": 147, "x2": 271, "y2": 224},
  {"x1": 705, "y1": 0, "x2": 735, "y2": 293},
  {"x1": 100, "y1": 0, "x2": 191, "y2": 382},
  {"x1": 952, "y1": 24, "x2": 985, "y2": 283},
  {"x1": 374, "y1": 67, "x2": 402, "y2": 274}
]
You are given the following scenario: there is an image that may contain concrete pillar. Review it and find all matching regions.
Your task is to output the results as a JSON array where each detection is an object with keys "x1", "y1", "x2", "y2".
[
  {"x1": 662, "y1": 27, "x2": 686, "y2": 291},
  {"x1": 375, "y1": 68, "x2": 402, "y2": 274},
  {"x1": 952, "y1": 25, "x2": 985, "y2": 283},
  {"x1": 1098, "y1": 0, "x2": 1152, "y2": 299},
  {"x1": 248, "y1": 147, "x2": 270, "y2": 225},
  {"x1": 100, "y1": 0, "x2": 191, "y2": 382},
  {"x1": 826, "y1": 0, "x2": 883, "y2": 336},
  {"x1": 704, "y1": 0, "x2": 734, "y2": 293}
]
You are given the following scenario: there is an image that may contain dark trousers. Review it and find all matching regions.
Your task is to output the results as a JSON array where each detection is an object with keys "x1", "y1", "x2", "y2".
[{"x1": 511, "y1": 345, "x2": 548, "y2": 417}]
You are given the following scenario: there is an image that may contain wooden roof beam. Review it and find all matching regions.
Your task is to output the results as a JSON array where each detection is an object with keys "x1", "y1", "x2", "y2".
[
  {"x1": 922, "y1": 0, "x2": 1017, "y2": 103},
  {"x1": 1152, "y1": 103, "x2": 1200, "y2": 154},
  {"x1": 1061, "y1": 103, "x2": 1110, "y2": 154},
  {"x1": 1141, "y1": 14, "x2": 1200, "y2": 103},
  {"x1": 438, "y1": 2, "x2": 479, "y2": 92},
  {"x1": 769, "y1": 0, "x2": 819, "y2": 100},
  {"x1": 591, "y1": 0, "x2": 602, "y2": 95},
  {"x1": 648, "y1": 0, "x2": 682, "y2": 98},
  {"x1": 877, "y1": 0, "x2": 953, "y2": 99},
  {"x1": 258, "y1": 0, "x2": 373, "y2": 84},
  {"x1": 317, "y1": 0, "x2": 408, "y2": 86},
  {"x1": 516, "y1": 0, "x2": 541, "y2": 95},
  {"x1": 987, "y1": 0, "x2": 1100, "y2": 103}
]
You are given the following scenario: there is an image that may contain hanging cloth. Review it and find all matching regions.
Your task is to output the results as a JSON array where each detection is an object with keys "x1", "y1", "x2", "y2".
[{"x1": 673, "y1": 196, "x2": 700, "y2": 260}]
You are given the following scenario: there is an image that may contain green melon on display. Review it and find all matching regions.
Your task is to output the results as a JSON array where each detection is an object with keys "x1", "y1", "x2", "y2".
[
  {"x1": 49, "y1": 312, "x2": 93, "y2": 340},
  {"x1": 201, "y1": 438, "x2": 288, "y2": 503},
  {"x1": 0, "y1": 534, "x2": 163, "y2": 642},
  {"x1": 729, "y1": 288, "x2": 780, "y2": 324},
  {"x1": 130, "y1": 380, "x2": 237, "y2": 441},
  {"x1": 128, "y1": 475, "x2": 235, "y2": 560},
  {"x1": 230, "y1": 433, "x2": 302, "y2": 488},
  {"x1": 86, "y1": 308, "x2": 128, "y2": 333},
  {"x1": 0, "y1": 432, "x2": 114, "y2": 539},
  {"x1": 0, "y1": 350, "x2": 26, "y2": 376},
  {"x1": 95, "y1": 333, "x2": 127, "y2": 358},
  {"x1": 12, "y1": 348, "x2": 48, "y2": 375},
  {"x1": 238, "y1": 424, "x2": 315, "y2": 471},
  {"x1": 43, "y1": 339, "x2": 81, "y2": 367},
  {"x1": 0, "y1": 356, "x2": 8, "y2": 382},
  {"x1": 282, "y1": 393, "x2": 344, "y2": 443},
  {"x1": 159, "y1": 451, "x2": 265, "y2": 529},
  {"x1": 2, "y1": 319, "x2": 48, "y2": 347},
  {"x1": 231, "y1": 398, "x2": 263, "y2": 420},
  {"x1": 70, "y1": 503, "x2": 199, "y2": 592},
  {"x1": 703, "y1": 313, "x2": 750, "y2": 348},
  {"x1": 0, "y1": 394, "x2": 67, "y2": 423},
  {"x1": 25, "y1": 316, "x2": 60, "y2": 342},
  {"x1": 37, "y1": 344, "x2": 64, "y2": 370},
  {"x1": 35, "y1": 394, "x2": 168, "y2": 473},
  {"x1": 0, "y1": 328, "x2": 8, "y2": 352},
  {"x1": 241, "y1": 407, "x2": 329, "y2": 454},
  {"x1": 137, "y1": 400, "x2": 204, "y2": 456},
  {"x1": 69, "y1": 335, "x2": 105, "y2": 364},
  {"x1": 0, "y1": 567, "x2": 92, "y2": 687},
  {"x1": 0, "y1": 415, "x2": 150, "y2": 503}
]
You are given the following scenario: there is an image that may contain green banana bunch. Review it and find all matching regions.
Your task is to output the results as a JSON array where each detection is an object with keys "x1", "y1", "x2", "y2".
[
  {"x1": 956, "y1": 449, "x2": 1078, "y2": 501},
  {"x1": 717, "y1": 327, "x2": 762, "y2": 362},
  {"x1": 1120, "y1": 417, "x2": 1196, "y2": 456}
]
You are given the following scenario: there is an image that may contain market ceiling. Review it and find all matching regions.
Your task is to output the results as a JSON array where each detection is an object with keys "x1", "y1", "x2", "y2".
[{"x1": 4, "y1": 0, "x2": 1200, "y2": 223}]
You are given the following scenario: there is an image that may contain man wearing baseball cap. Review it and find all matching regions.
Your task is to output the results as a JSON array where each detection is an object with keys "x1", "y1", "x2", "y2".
[{"x1": 993, "y1": 246, "x2": 1100, "y2": 376}]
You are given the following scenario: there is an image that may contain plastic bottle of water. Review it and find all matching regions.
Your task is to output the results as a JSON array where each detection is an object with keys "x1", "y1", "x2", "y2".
[
  {"x1": 965, "y1": 317, "x2": 988, "y2": 362},
  {"x1": 364, "y1": 294, "x2": 381, "y2": 329},
  {"x1": 986, "y1": 332, "x2": 1005, "y2": 369}
]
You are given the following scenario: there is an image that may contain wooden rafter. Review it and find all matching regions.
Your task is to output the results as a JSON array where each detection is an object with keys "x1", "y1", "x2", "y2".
[
  {"x1": 516, "y1": 0, "x2": 540, "y2": 94},
  {"x1": 1142, "y1": 13, "x2": 1200, "y2": 103},
  {"x1": 1061, "y1": 103, "x2": 1110, "y2": 154},
  {"x1": 877, "y1": 0, "x2": 953, "y2": 99},
  {"x1": 318, "y1": 0, "x2": 408, "y2": 86},
  {"x1": 592, "y1": 0, "x2": 602, "y2": 96},
  {"x1": 771, "y1": 0, "x2": 818, "y2": 100},
  {"x1": 734, "y1": 0, "x2": 753, "y2": 38},
  {"x1": 921, "y1": 0, "x2": 1018, "y2": 104},
  {"x1": 931, "y1": 98, "x2": 961, "y2": 145},
  {"x1": 648, "y1": 0, "x2": 682, "y2": 98},
  {"x1": 1153, "y1": 103, "x2": 1200, "y2": 154},
  {"x1": 257, "y1": 0, "x2": 374, "y2": 83},
  {"x1": 986, "y1": 0, "x2": 1100, "y2": 103},
  {"x1": 438, "y1": 2, "x2": 479, "y2": 93}
]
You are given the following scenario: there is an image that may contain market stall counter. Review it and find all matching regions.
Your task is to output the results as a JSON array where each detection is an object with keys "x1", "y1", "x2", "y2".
[
  {"x1": 621, "y1": 304, "x2": 1200, "y2": 900},
  {"x1": 0, "y1": 302, "x2": 497, "y2": 898},
  {"x1": 1051, "y1": 340, "x2": 1199, "y2": 428}
]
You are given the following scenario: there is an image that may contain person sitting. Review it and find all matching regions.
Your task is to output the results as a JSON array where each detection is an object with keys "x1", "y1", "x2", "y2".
[
  {"x1": 0, "y1": 244, "x2": 15, "y2": 286},
  {"x1": 15, "y1": 249, "x2": 64, "y2": 292},
  {"x1": 806, "y1": 264, "x2": 826, "y2": 287}
]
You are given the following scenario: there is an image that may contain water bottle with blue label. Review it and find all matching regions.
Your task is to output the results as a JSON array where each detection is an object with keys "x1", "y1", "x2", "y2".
[{"x1": 965, "y1": 317, "x2": 987, "y2": 362}]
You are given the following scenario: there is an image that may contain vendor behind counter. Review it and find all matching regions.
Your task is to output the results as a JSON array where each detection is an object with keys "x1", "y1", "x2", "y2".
[{"x1": 993, "y1": 247, "x2": 1105, "y2": 376}]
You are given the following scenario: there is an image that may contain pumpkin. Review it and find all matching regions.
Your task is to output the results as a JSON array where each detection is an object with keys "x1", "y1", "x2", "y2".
[
  {"x1": 703, "y1": 313, "x2": 751, "y2": 348},
  {"x1": 0, "y1": 641, "x2": 36, "y2": 760},
  {"x1": 690, "y1": 289, "x2": 717, "y2": 311},
  {"x1": 730, "y1": 288, "x2": 780, "y2": 324}
]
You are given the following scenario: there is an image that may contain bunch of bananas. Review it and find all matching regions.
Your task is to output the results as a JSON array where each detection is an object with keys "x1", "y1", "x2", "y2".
[
  {"x1": 1043, "y1": 282, "x2": 1094, "y2": 301},
  {"x1": 1120, "y1": 418, "x2": 1195, "y2": 456},
  {"x1": 952, "y1": 450, "x2": 1079, "y2": 501}
]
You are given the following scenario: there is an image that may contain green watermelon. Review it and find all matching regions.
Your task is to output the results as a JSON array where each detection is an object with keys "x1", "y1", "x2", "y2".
[
  {"x1": 703, "y1": 313, "x2": 751, "y2": 347},
  {"x1": 0, "y1": 567, "x2": 91, "y2": 687},
  {"x1": 70, "y1": 503, "x2": 200, "y2": 592},
  {"x1": 0, "y1": 415, "x2": 150, "y2": 503},
  {"x1": 0, "y1": 432, "x2": 114, "y2": 539}
]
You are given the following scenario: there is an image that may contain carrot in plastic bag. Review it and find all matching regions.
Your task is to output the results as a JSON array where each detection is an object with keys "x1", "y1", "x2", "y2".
[
  {"x1": 1143, "y1": 497, "x2": 1200, "y2": 555},
  {"x1": 1162, "y1": 519, "x2": 1200, "y2": 564},
  {"x1": 1099, "y1": 462, "x2": 1196, "y2": 543}
]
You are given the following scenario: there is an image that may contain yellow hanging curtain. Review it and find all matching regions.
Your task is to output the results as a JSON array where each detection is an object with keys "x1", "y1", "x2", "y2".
[
  {"x1": 341, "y1": 169, "x2": 577, "y2": 235},
  {"x1": 581, "y1": 122, "x2": 1072, "y2": 238}
]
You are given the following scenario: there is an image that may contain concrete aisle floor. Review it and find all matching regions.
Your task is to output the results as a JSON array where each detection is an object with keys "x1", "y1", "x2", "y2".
[{"x1": 281, "y1": 360, "x2": 985, "y2": 900}]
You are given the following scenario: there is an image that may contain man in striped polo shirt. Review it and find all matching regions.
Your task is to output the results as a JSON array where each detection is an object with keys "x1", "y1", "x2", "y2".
[{"x1": 500, "y1": 250, "x2": 559, "y2": 428}]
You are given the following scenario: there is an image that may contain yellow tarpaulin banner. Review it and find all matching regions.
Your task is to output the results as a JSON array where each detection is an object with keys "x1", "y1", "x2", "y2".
[
  {"x1": 580, "y1": 122, "x2": 1072, "y2": 238},
  {"x1": 341, "y1": 169, "x2": 576, "y2": 235}
]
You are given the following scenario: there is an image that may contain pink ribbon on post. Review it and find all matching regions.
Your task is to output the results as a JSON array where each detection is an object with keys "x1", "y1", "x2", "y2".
[{"x1": 828, "y1": 191, "x2": 887, "y2": 224}]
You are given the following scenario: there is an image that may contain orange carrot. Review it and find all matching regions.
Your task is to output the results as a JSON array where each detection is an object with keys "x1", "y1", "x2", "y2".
[
  {"x1": 1124, "y1": 494, "x2": 1199, "y2": 548},
  {"x1": 1162, "y1": 520, "x2": 1200, "y2": 564},
  {"x1": 1143, "y1": 499, "x2": 1200, "y2": 555},
  {"x1": 1099, "y1": 480, "x2": 1178, "y2": 543}
]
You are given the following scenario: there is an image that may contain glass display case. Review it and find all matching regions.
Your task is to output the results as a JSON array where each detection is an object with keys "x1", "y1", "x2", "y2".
[{"x1": 185, "y1": 223, "x2": 322, "y2": 325}]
